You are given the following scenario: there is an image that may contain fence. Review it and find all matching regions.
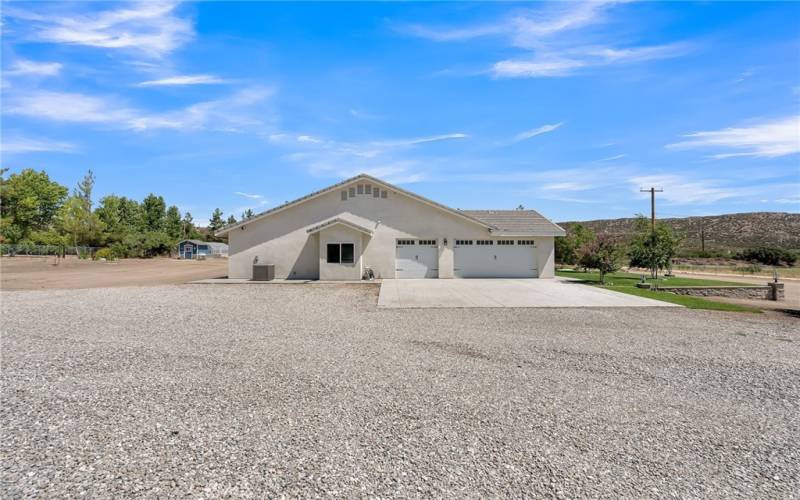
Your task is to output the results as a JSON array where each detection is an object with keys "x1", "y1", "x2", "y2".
[{"x1": 0, "y1": 244, "x2": 100, "y2": 259}]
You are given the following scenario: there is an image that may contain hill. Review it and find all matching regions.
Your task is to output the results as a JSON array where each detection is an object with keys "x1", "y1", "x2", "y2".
[{"x1": 559, "y1": 212, "x2": 800, "y2": 251}]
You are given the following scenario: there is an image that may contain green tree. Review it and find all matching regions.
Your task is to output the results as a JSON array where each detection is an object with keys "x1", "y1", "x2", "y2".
[
  {"x1": 76, "y1": 170, "x2": 95, "y2": 207},
  {"x1": 226, "y1": 214, "x2": 237, "y2": 225},
  {"x1": 241, "y1": 208, "x2": 255, "y2": 220},
  {"x1": 578, "y1": 234, "x2": 623, "y2": 285},
  {"x1": 0, "y1": 168, "x2": 68, "y2": 242},
  {"x1": 59, "y1": 196, "x2": 105, "y2": 254},
  {"x1": 164, "y1": 206, "x2": 182, "y2": 239},
  {"x1": 628, "y1": 216, "x2": 680, "y2": 279},
  {"x1": 142, "y1": 194, "x2": 166, "y2": 232},
  {"x1": 181, "y1": 212, "x2": 200, "y2": 239},
  {"x1": 556, "y1": 223, "x2": 595, "y2": 265},
  {"x1": 208, "y1": 208, "x2": 225, "y2": 236}
]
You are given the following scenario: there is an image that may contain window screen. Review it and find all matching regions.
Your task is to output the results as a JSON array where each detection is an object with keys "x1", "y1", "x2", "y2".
[
  {"x1": 341, "y1": 243, "x2": 354, "y2": 263},
  {"x1": 357, "y1": 184, "x2": 364, "y2": 194},
  {"x1": 365, "y1": 184, "x2": 372, "y2": 194},
  {"x1": 373, "y1": 189, "x2": 380, "y2": 198},
  {"x1": 380, "y1": 190, "x2": 388, "y2": 198},
  {"x1": 327, "y1": 243, "x2": 341, "y2": 263}
]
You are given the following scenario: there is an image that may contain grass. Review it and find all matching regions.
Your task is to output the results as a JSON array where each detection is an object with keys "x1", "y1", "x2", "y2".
[{"x1": 556, "y1": 270, "x2": 762, "y2": 313}]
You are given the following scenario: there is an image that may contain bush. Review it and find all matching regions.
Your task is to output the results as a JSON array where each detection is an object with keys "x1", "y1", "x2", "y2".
[
  {"x1": 735, "y1": 247, "x2": 796, "y2": 266},
  {"x1": 94, "y1": 247, "x2": 117, "y2": 260}
]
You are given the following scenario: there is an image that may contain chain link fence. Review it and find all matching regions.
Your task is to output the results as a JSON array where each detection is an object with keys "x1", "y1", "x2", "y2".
[{"x1": 0, "y1": 244, "x2": 99, "y2": 259}]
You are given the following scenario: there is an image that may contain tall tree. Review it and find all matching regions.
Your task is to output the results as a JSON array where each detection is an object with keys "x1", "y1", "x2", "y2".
[
  {"x1": 208, "y1": 208, "x2": 225, "y2": 236},
  {"x1": 76, "y1": 170, "x2": 95, "y2": 208},
  {"x1": 241, "y1": 208, "x2": 255, "y2": 220},
  {"x1": 59, "y1": 196, "x2": 105, "y2": 253},
  {"x1": 0, "y1": 168, "x2": 68, "y2": 243},
  {"x1": 142, "y1": 194, "x2": 166, "y2": 232},
  {"x1": 226, "y1": 214, "x2": 237, "y2": 225},
  {"x1": 164, "y1": 206, "x2": 182, "y2": 239},
  {"x1": 181, "y1": 212, "x2": 199, "y2": 239}
]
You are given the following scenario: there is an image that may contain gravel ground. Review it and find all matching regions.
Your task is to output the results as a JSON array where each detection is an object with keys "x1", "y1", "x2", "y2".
[{"x1": 2, "y1": 284, "x2": 799, "y2": 498}]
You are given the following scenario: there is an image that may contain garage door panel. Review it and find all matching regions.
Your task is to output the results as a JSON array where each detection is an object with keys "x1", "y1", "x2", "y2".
[
  {"x1": 454, "y1": 243, "x2": 537, "y2": 278},
  {"x1": 396, "y1": 241, "x2": 438, "y2": 278}
]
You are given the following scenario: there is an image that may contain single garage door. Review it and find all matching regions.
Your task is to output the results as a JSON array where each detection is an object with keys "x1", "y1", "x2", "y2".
[
  {"x1": 395, "y1": 239, "x2": 438, "y2": 278},
  {"x1": 454, "y1": 239, "x2": 537, "y2": 278}
]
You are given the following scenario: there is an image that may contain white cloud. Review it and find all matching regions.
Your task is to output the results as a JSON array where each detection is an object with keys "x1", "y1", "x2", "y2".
[
  {"x1": 5, "y1": 59, "x2": 63, "y2": 76},
  {"x1": 234, "y1": 192, "x2": 265, "y2": 200},
  {"x1": 1, "y1": 136, "x2": 78, "y2": 154},
  {"x1": 4, "y1": 87, "x2": 274, "y2": 132},
  {"x1": 136, "y1": 75, "x2": 227, "y2": 86},
  {"x1": 5, "y1": 2, "x2": 193, "y2": 57},
  {"x1": 509, "y1": 123, "x2": 563, "y2": 143},
  {"x1": 403, "y1": 2, "x2": 690, "y2": 79},
  {"x1": 629, "y1": 174, "x2": 745, "y2": 204},
  {"x1": 297, "y1": 135, "x2": 322, "y2": 144},
  {"x1": 597, "y1": 154, "x2": 627, "y2": 161},
  {"x1": 666, "y1": 116, "x2": 800, "y2": 159}
]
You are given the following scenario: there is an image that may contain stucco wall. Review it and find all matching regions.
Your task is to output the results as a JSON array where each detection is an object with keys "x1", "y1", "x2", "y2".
[{"x1": 227, "y1": 180, "x2": 557, "y2": 280}]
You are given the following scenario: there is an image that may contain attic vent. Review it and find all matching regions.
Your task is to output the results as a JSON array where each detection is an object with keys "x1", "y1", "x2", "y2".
[
  {"x1": 349, "y1": 187, "x2": 355, "y2": 197},
  {"x1": 341, "y1": 190, "x2": 347, "y2": 201},
  {"x1": 357, "y1": 184, "x2": 364, "y2": 194},
  {"x1": 365, "y1": 184, "x2": 372, "y2": 194},
  {"x1": 380, "y1": 190, "x2": 388, "y2": 199}
]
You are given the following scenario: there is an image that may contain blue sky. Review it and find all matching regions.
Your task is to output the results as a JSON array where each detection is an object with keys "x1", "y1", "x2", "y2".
[{"x1": 2, "y1": 1, "x2": 799, "y2": 225}]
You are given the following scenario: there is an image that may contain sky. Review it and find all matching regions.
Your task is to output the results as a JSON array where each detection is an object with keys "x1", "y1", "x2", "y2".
[{"x1": 1, "y1": 1, "x2": 799, "y2": 225}]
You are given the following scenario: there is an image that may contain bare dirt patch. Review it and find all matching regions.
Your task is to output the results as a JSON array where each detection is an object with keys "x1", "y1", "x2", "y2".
[{"x1": 0, "y1": 256, "x2": 227, "y2": 290}]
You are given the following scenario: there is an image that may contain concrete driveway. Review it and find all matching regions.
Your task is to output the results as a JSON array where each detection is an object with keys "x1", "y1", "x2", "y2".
[{"x1": 378, "y1": 278, "x2": 679, "y2": 308}]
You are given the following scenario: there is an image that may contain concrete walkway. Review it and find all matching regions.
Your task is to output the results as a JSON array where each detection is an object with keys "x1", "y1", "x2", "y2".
[{"x1": 378, "y1": 278, "x2": 679, "y2": 308}]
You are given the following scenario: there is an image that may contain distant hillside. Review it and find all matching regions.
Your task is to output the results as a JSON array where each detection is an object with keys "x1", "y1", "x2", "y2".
[{"x1": 559, "y1": 212, "x2": 800, "y2": 251}]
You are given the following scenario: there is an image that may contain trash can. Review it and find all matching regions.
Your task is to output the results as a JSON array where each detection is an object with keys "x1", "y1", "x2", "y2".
[{"x1": 252, "y1": 264, "x2": 274, "y2": 281}]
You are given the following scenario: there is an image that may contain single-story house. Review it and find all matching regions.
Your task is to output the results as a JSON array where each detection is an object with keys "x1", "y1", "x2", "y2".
[
  {"x1": 216, "y1": 174, "x2": 565, "y2": 280},
  {"x1": 177, "y1": 240, "x2": 229, "y2": 259}
]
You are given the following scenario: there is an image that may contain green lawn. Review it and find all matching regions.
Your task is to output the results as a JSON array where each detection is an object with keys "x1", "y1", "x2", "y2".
[{"x1": 556, "y1": 270, "x2": 762, "y2": 313}]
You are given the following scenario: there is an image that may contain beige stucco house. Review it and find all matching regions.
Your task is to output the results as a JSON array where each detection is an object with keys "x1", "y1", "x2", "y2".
[{"x1": 216, "y1": 174, "x2": 566, "y2": 281}]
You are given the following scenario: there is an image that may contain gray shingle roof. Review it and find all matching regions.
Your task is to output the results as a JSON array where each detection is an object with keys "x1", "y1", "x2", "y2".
[
  {"x1": 461, "y1": 210, "x2": 566, "y2": 236},
  {"x1": 179, "y1": 240, "x2": 229, "y2": 250}
]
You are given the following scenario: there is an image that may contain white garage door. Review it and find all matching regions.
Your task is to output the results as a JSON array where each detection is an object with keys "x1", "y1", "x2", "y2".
[
  {"x1": 395, "y1": 239, "x2": 438, "y2": 278},
  {"x1": 454, "y1": 239, "x2": 537, "y2": 278}
]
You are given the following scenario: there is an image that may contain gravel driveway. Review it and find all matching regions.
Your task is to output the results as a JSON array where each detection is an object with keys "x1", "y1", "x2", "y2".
[{"x1": 2, "y1": 284, "x2": 798, "y2": 497}]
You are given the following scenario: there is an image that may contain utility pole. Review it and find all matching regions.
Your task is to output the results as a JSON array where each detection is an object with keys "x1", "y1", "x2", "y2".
[
  {"x1": 640, "y1": 187, "x2": 663, "y2": 232},
  {"x1": 700, "y1": 227, "x2": 705, "y2": 254}
]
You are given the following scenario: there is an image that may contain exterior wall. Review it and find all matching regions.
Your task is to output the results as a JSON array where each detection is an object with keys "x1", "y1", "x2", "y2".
[
  {"x1": 227, "y1": 180, "x2": 558, "y2": 280},
  {"x1": 536, "y1": 237, "x2": 555, "y2": 278},
  {"x1": 659, "y1": 284, "x2": 783, "y2": 301},
  {"x1": 318, "y1": 225, "x2": 364, "y2": 280}
]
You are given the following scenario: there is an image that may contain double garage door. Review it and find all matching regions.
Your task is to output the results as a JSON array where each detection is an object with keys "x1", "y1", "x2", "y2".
[
  {"x1": 395, "y1": 239, "x2": 438, "y2": 278},
  {"x1": 454, "y1": 239, "x2": 537, "y2": 278}
]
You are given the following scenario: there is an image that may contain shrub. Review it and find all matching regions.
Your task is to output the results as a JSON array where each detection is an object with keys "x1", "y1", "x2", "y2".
[
  {"x1": 736, "y1": 246, "x2": 796, "y2": 267},
  {"x1": 94, "y1": 247, "x2": 117, "y2": 260}
]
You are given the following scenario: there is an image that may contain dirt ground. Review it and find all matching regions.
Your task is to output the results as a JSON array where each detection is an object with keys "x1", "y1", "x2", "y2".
[{"x1": 0, "y1": 256, "x2": 228, "y2": 290}]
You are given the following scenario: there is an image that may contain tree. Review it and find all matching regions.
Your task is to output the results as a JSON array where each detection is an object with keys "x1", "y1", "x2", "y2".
[
  {"x1": 0, "y1": 168, "x2": 68, "y2": 242},
  {"x1": 181, "y1": 212, "x2": 200, "y2": 239},
  {"x1": 164, "y1": 206, "x2": 182, "y2": 239},
  {"x1": 556, "y1": 223, "x2": 595, "y2": 265},
  {"x1": 76, "y1": 170, "x2": 95, "y2": 208},
  {"x1": 241, "y1": 208, "x2": 255, "y2": 220},
  {"x1": 578, "y1": 234, "x2": 623, "y2": 285},
  {"x1": 142, "y1": 194, "x2": 166, "y2": 232},
  {"x1": 59, "y1": 196, "x2": 105, "y2": 253},
  {"x1": 208, "y1": 208, "x2": 225, "y2": 236},
  {"x1": 226, "y1": 214, "x2": 237, "y2": 225},
  {"x1": 628, "y1": 216, "x2": 680, "y2": 279}
]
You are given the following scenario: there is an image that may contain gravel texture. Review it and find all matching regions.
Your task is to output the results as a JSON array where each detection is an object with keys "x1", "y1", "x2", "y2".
[{"x1": 2, "y1": 284, "x2": 799, "y2": 498}]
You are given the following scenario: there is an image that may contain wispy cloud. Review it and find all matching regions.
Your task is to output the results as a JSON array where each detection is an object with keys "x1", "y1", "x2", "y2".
[
  {"x1": 234, "y1": 192, "x2": 265, "y2": 200},
  {"x1": 0, "y1": 136, "x2": 78, "y2": 154},
  {"x1": 5, "y1": 58, "x2": 63, "y2": 77},
  {"x1": 629, "y1": 174, "x2": 750, "y2": 204},
  {"x1": 4, "y1": 87, "x2": 274, "y2": 132},
  {"x1": 136, "y1": 74, "x2": 227, "y2": 87},
  {"x1": 597, "y1": 153, "x2": 627, "y2": 161},
  {"x1": 508, "y1": 123, "x2": 563, "y2": 144},
  {"x1": 4, "y1": 1, "x2": 193, "y2": 57},
  {"x1": 401, "y1": 2, "x2": 691, "y2": 79},
  {"x1": 666, "y1": 116, "x2": 800, "y2": 159}
]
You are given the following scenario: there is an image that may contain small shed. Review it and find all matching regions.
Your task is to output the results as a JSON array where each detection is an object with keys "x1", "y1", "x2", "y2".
[{"x1": 178, "y1": 240, "x2": 229, "y2": 259}]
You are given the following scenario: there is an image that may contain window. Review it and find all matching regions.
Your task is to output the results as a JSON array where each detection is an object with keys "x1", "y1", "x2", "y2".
[
  {"x1": 497, "y1": 240, "x2": 514, "y2": 245},
  {"x1": 476, "y1": 240, "x2": 493, "y2": 245},
  {"x1": 380, "y1": 190, "x2": 388, "y2": 199},
  {"x1": 349, "y1": 187, "x2": 356, "y2": 197},
  {"x1": 327, "y1": 243, "x2": 355, "y2": 264},
  {"x1": 357, "y1": 184, "x2": 364, "y2": 194},
  {"x1": 418, "y1": 239, "x2": 436, "y2": 245},
  {"x1": 397, "y1": 239, "x2": 415, "y2": 245},
  {"x1": 455, "y1": 239, "x2": 473, "y2": 245},
  {"x1": 365, "y1": 184, "x2": 372, "y2": 194},
  {"x1": 517, "y1": 240, "x2": 535, "y2": 246},
  {"x1": 373, "y1": 189, "x2": 380, "y2": 198},
  {"x1": 341, "y1": 190, "x2": 347, "y2": 201}
]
